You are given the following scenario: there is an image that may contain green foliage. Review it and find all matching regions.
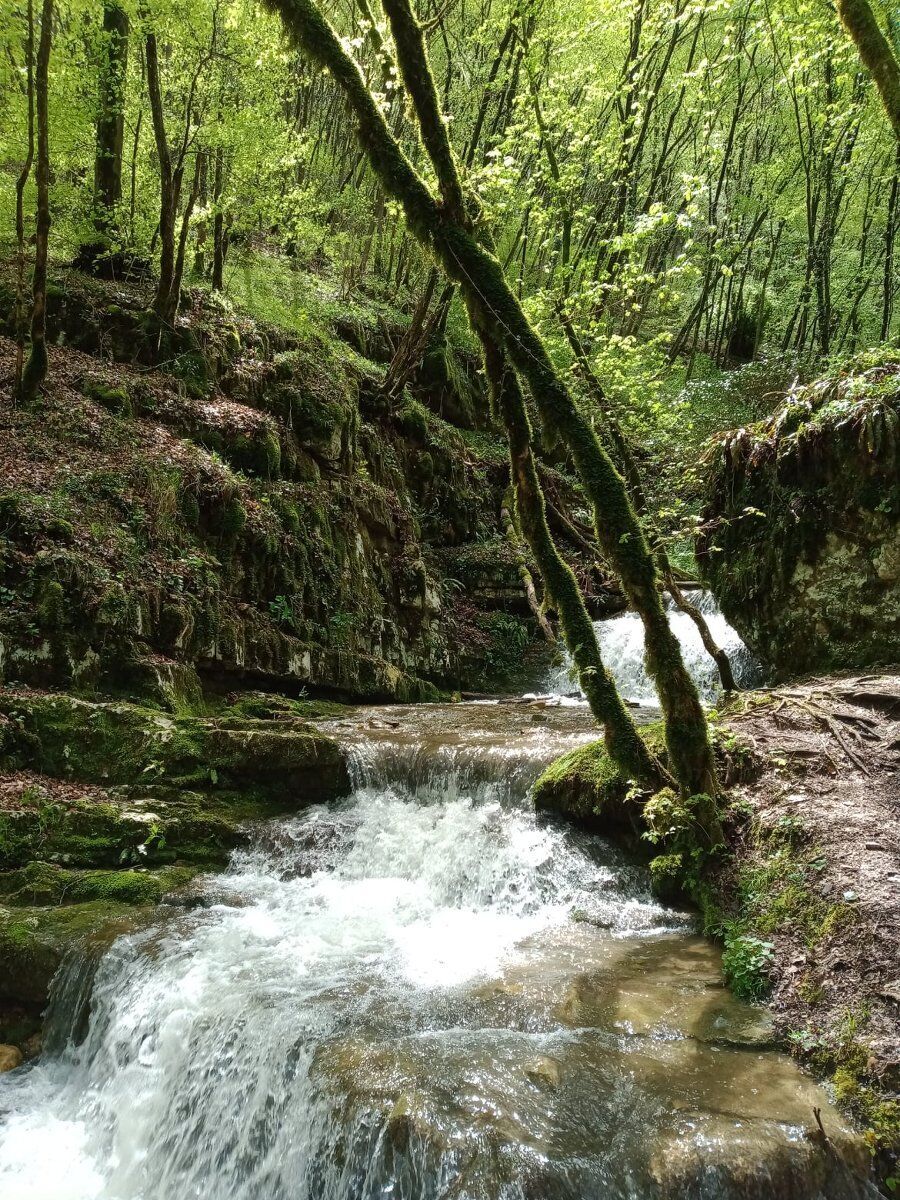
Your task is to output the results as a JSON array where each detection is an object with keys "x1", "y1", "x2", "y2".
[{"x1": 721, "y1": 931, "x2": 775, "y2": 1001}]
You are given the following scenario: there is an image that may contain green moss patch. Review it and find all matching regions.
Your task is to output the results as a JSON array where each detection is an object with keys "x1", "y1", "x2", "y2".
[
  {"x1": 0, "y1": 900, "x2": 143, "y2": 1005},
  {"x1": 532, "y1": 722, "x2": 667, "y2": 839}
]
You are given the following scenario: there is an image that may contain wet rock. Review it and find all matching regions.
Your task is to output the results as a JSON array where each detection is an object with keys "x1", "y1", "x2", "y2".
[
  {"x1": 523, "y1": 1055, "x2": 560, "y2": 1091},
  {"x1": 0, "y1": 900, "x2": 145, "y2": 1005},
  {"x1": 22, "y1": 1032, "x2": 42, "y2": 1060},
  {"x1": 648, "y1": 1111, "x2": 872, "y2": 1200},
  {"x1": 0, "y1": 1044, "x2": 23, "y2": 1072}
]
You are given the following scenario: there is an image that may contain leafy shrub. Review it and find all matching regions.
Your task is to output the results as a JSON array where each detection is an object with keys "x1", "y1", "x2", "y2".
[{"x1": 722, "y1": 930, "x2": 775, "y2": 1000}]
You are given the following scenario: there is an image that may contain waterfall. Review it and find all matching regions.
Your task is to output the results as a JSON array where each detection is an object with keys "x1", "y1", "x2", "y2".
[
  {"x1": 542, "y1": 590, "x2": 764, "y2": 705},
  {"x1": 0, "y1": 703, "x2": 870, "y2": 1200}
]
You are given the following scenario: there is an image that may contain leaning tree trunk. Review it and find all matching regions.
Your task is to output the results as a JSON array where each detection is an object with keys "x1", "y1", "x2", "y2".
[
  {"x1": 82, "y1": 0, "x2": 129, "y2": 262},
  {"x1": 20, "y1": 0, "x2": 53, "y2": 404},
  {"x1": 836, "y1": 0, "x2": 900, "y2": 140},
  {"x1": 557, "y1": 303, "x2": 737, "y2": 693},
  {"x1": 260, "y1": 0, "x2": 718, "y2": 800},
  {"x1": 486, "y1": 340, "x2": 672, "y2": 794}
]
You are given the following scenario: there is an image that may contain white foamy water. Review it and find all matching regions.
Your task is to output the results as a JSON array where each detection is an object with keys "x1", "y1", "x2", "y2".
[
  {"x1": 0, "y1": 731, "x2": 676, "y2": 1200},
  {"x1": 543, "y1": 590, "x2": 763, "y2": 705},
  {"x1": 0, "y1": 705, "x2": 869, "y2": 1200}
]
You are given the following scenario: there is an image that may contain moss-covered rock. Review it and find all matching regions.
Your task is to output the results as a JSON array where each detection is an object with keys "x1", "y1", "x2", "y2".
[
  {"x1": 532, "y1": 723, "x2": 666, "y2": 842},
  {"x1": 0, "y1": 861, "x2": 198, "y2": 906},
  {"x1": 0, "y1": 900, "x2": 144, "y2": 1004},
  {"x1": 698, "y1": 360, "x2": 900, "y2": 676},
  {"x1": 0, "y1": 689, "x2": 350, "y2": 805}
]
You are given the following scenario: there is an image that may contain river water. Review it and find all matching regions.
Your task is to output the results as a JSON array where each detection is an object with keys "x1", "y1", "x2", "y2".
[{"x1": 0, "y1": 599, "x2": 874, "y2": 1199}]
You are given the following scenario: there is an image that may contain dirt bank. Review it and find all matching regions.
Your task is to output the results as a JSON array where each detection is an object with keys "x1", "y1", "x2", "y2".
[{"x1": 714, "y1": 672, "x2": 899, "y2": 1177}]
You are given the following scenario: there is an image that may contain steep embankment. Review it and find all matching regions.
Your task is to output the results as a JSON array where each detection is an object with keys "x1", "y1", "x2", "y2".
[
  {"x1": 532, "y1": 672, "x2": 900, "y2": 1177},
  {"x1": 0, "y1": 265, "x2": 598, "y2": 1064},
  {"x1": 697, "y1": 358, "x2": 900, "y2": 677},
  {"x1": 0, "y1": 268, "x2": 605, "y2": 706}
]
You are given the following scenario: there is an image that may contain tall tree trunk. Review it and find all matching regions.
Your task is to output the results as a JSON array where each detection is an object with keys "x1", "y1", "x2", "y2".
[
  {"x1": 212, "y1": 145, "x2": 227, "y2": 290},
  {"x1": 145, "y1": 31, "x2": 177, "y2": 322},
  {"x1": 170, "y1": 150, "x2": 203, "y2": 312},
  {"x1": 13, "y1": 0, "x2": 36, "y2": 402},
  {"x1": 836, "y1": 0, "x2": 900, "y2": 139},
  {"x1": 20, "y1": 0, "x2": 53, "y2": 404},
  {"x1": 193, "y1": 149, "x2": 208, "y2": 276},
  {"x1": 85, "y1": 0, "x2": 129, "y2": 260},
  {"x1": 882, "y1": 148, "x2": 900, "y2": 338}
]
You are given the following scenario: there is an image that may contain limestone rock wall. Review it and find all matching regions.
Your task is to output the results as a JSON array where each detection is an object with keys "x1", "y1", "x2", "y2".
[{"x1": 697, "y1": 361, "x2": 900, "y2": 676}]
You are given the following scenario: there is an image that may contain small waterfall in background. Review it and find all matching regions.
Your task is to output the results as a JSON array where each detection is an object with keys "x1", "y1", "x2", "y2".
[{"x1": 542, "y1": 590, "x2": 764, "y2": 705}]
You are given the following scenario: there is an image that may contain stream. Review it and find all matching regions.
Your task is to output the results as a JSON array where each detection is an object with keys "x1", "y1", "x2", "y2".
[{"x1": 0, "y1": 596, "x2": 874, "y2": 1199}]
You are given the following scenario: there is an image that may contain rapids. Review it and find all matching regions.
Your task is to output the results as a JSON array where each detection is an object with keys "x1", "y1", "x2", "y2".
[
  {"x1": 0, "y1": 697, "x2": 873, "y2": 1200},
  {"x1": 541, "y1": 590, "x2": 764, "y2": 704}
]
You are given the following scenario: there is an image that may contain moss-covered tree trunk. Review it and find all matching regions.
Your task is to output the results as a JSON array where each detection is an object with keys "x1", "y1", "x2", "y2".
[
  {"x1": 557, "y1": 302, "x2": 737, "y2": 693},
  {"x1": 20, "y1": 0, "x2": 53, "y2": 404},
  {"x1": 261, "y1": 0, "x2": 718, "y2": 800},
  {"x1": 500, "y1": 489, "x2": 555, "y2": 646},
  {"x1": 836, "y1": 0, "x2": 900, "y2": 140},
  {"x1": 487, "y1": 340, "x2": 673, "y2": 793}
]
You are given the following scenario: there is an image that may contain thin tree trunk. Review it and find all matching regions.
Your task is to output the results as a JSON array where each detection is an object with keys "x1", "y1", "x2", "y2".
[
  {"x1": 212, "y1": 145, "x2": 226, "y2": 290},
  {"x1": 20, "y1": 0, "x2": 53, "y2": 404},
  {"x1": 501, "y1": 489, "x2": 556, "y2": 645},
  {"x1": 145, "y1": 31, "x2": 176, "y2": 321},
  {"x1": 13, "y1": 0, "x2": 36, "y2": 402}
]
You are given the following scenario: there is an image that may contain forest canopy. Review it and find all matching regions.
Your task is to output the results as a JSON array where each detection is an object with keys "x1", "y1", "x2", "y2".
[{"x1": 2, "y1": 0, "x2": 899, "y2": 365}]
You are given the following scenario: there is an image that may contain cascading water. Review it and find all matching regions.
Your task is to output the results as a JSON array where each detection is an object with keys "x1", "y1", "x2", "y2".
[
  {"x1": 0, "y1": 703, "x2": 870, "y2": 1200},
  {"x1": 542, "y1": 590, "x2": 764, "y2": 705}
]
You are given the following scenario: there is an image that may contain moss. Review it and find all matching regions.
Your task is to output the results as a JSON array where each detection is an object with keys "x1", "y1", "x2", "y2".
[
  {"x1": 231, "y1": 429, "x2": 282, "y2": 479},
  {"x1": 171, "y1": 351, "x2": 211, "y2": 398},
  {"x1": 35, "y1": 580, "x2": 66, "y2": 628},
  {"x1": 82, "y1": 379, "x2": 133, "y2": 416},
  {"x1": 0, "y1": 899, "x2": 139, "y2": 1004},
  {"x1": 532, "y1": 722, "x2": 667, "y2": 834},
  {"x1": 0, "y1": 689, "x2": 349, "y2": 812},
  {"x1": 221, "y1": 692, "x2": 348, "y2": 721},
  {"x1": 218, "y1": 495, "x2": 248, "y2": 539},
  {"x1": 648, "y1": 852, "x2": 684, "y2": 901},
  {"x1": 0, "y1": 861, "x2": 198, "y2": 906}
]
